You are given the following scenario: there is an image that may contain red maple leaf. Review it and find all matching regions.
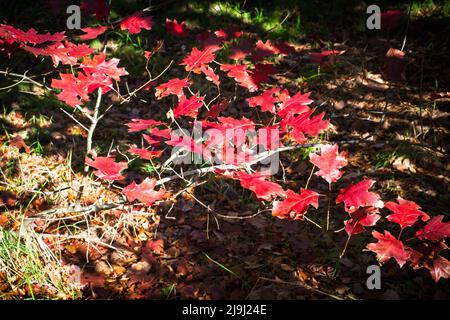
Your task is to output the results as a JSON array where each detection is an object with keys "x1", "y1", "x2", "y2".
[
  {"x1": 122, "y1": 178, "x2": 165, "y2": 206},
  {"x1": 80, "y1": 0, "x2": 110, "y2": 20},
  {"x1": 366, "y1": 230, "x2": 408, "y2": 267},
  {"x1": 251, "y1": 63, "x2": 276, "y2": 85},
  {"x1": 307, "y1": 50, "x2": 344, "y2": 65},
  {"x1": 283, "y1": 109, "x2": 329, "y2": 143},
  {"x1": 205, "y1": 99, "x2": 229, "y2": 119},
  {"x1": 385, "y1": 198, "x2": 430, "y2": 230},
  {"x1": 181, "y1": 45, "x2": 220, "y2": 73},
  {"x1": 344, "y1": 207, "x2": 381, "y2": 235},
  {"x1": 173, "y1": 95, "x2": 205, "y2": 118},
  {"x1": 309, "y1": 144, "x2": 347, "y2": 184},
  {"x1": 220, "y1": 63, "x2": 258, "y2": 92},
  {"x1": 246, "y1": 87, "x2": 280, "y2": 113},
  {"x1": 24, "y1": 41, "x2": 94, "y2": 66},
  {"x1": 85, "y1": 156, "x2": 127, "y2": 182},
  {"x1": 252, "y1": 39, "x2": 280, "y2": 61},
  {"x1": 129, "y1": 148, "x2": 163, "y2": 160},
  {"x1": 143, "y1": 128, "x2": 172, "y2": 145},
  {"x1": 155, "y1": 77, "x2": 190, "y2": 99},
  {"x1": 166, "y1": 19, "x2": 188, "y2": 38},
  {"x1": 165, "y1": 134, "x2": 207, "y2": 159},
  {"x1": 277, "y1": 91, "x2": 313, "y2": 118},
  {"x1": 336, "y1": 180, "x2": 384, "y2": 213},
  {"x1": 81, "y1": 53, "x2": 128, "y2": 81},
  {"x1": 272, "y1": 189, "x2": 319, "y2": 220},
  {"x1": 200, "y1": 65, "x2": 220, "y2": 86},
  {"x1": 427, "y1": 256, "x2": 450, "y2": 282},
  {"x1": 0, "y1": 24, "x2": 65, "y2": 44},
  {"x1": 51, "y1": 73, "x2": 90, "y2": 107},
  {"x1": 79, "y1": 26, "x2": 108, "y2": 40},
  {"x1": 125, "y1": 118, "x2": 164, "y2": 133},
  {"x1": 233, "y1": 171, "x2": 286, "y2": 201},
  {"x1": 120, "y1": 11, "x2": 153, "y2": 34},
  {"x1": 416, "y1": 215, "x2": 450, "y2": 241}
]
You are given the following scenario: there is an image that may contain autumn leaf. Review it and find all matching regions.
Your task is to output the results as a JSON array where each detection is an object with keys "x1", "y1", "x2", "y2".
[
  {"x1": 220, "y1": 63, "x2": 258, "y2": 92},
  {"x1": 416, "y1": 215, "x2": 450, "y2": 241},
  {"x1": 200, "y1": 65, "x2": 220, "y2": 86},
  {"x1": 306, "y1": 50, "x2": 344, "y2": 65},
  {"x1": 129, "y1": 148, "x2": 163, "y2": 160},
  {"x1": 205, "y1": 99, "x2": 229, "y2": 119},
  {"x1": 272, "y1": 189, "x2": 319, "y2": 220},
  {"x1": 246, "y1": 87, "x2": 280, "y2": 113},
  {"x1": 232, "y1": 171, "x2": 286, "y2": 201},
  {"x1": 173, "y1": 94, "x2": 205, "y2": 118},
  {"x1": 336, "y1": 180, "x2": 384, "y2": 213},
  {"x1": 181, "y1": 45, "x2": 220, "y2": 73},
  {"x1": 120, "y1": 11, "x2": 153, "y2": 34},
  {"x1": 79, "y1": 26, "x2": 108, "y2": 40},
  {"x1": 155, "y1": 77, "x2": 191, "y2": 99},
  {"x1": 385, "y1": 198, "x2": 430, "y2": 230},
  {"x1": 427, "y1": 256, "x2": 450, "y2": 282},
  {"x1": 367, "y1": 230, "x2": 408, "y2": 267},
  {"x1": 309, "y1": 144, "x2": 347, "y2": 184},
  {"x1": 0, "y1": 24, "x2": 65, "y2": 45},
  {"x1": 277, "y1": 91, "x2": 313, "y2": 118},
  {"x1": 344, "y1": 207, "x2": 381, "y2": 235},
  {"x1": 122, "y1": 178, "x2": 165, "y2": 206},
  {"x1": 125, "y1": 118, "x2": 164, "y2": 133},
  {"x1": 85, "y1": 156, "x2": 128, "y2": 182},
  {"x1": 81, "y1": 53, "x2": 128, "y2": 81},
  {"x1": 283, "y1": 110, "x2": 329, "y2": 144},
  {"x1": 166, "y1": 19, "x2": 188, "y2": 38},
  {"x1": 51, "y1": 73, "x2": 91, "y2": 107}
]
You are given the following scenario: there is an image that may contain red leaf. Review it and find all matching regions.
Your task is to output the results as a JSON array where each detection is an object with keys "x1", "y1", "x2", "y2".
[
  {"x1": 233, "y1": 171, "x2": 286, "y2": 201},
  {"x1": 251, "y1": 63, "x2": 276, "y2": 85},
  {"x1": 416, "y1": 215, "x2": 450, "y2": 241},
  {"x1": 146, "y1": 239, "x2": 164, "y2": 254},
  {"x1": 220, "y1": 63, "x2": 258, "y2": 92},
  {"x1": 344, "y1": 207, "x2": 381, "y2": 235},
  {"x1": 80, "y1": 0, "x2": 110, "y2": 20},
  {"x1": 247, "y1": 88, "x2": 280, "y2": 113},
  {"x1": 155, "y1": 77, "x2": 190, "y2": 99},
  {"x1": 427, "y1": 256, "x2": 450, "y2": 282},
  {"x1": 0, "y1": 24, "x2": 65, "y2": 45},
  {"x1": 166, "y1": 19, "x2": 188, "y2": 38},
  {"x1": 252, "y1": 40, "x2": 280, "y2": 61},
  {"x1": 85, "y1": 156, "x2": 127, "y2": 182},
  {"x1": 277, "y1": 91, "x2": 313, "y2": 118},
  {"x1": 205, "y1": 99, "x2": 229, "y2": 119},
  {"x1": 272, "y1": 189, "x2": 319, "y2": 220},
  {"x1": 81, "y1": 53, "x2": 128, "y2": 81},
  {"x1": 122, "y1": 178, "x2": 165, "y2": 206},
  {"x1": 143, "y1": 128, "x2": 172, "y2": 145},
  {"x1": 385, "y1": 198, "x2": 430, "y2": 229},
  {"x1": 79, "y1": 26, "x2": 107, "y2": 40},
  {"x1": 307, "y1": 50, "x2": 344, "y2": 65},
  {"x1": 366, "y1": 230, "x2": 408, "y2": 267},
  {"x1": 336, "y1": 180, "x2": 384, "y2": 213},
  {"x1": 24, "y1": 41, "x2": 94, "y2": 66},
  {"x1": 181, "y1": 45, "x2": 220, "y2": 73},
  {"x1": 129, "y1": 148, "x2": 163, "y2": 160},
  {"x1": 309, "y1": 144, "x2": 347, "y2": 184},
  {"x1": 120, "y1": 11, "x2": 153, "y2": 34},
  {"x1": 283, "y1": 109, "x2": 329, "y2": 143},
  {"x1": 125, "y1": 118, "x2": 164, "y2": 133},
  {"x1": 173, "y1": 94, "x2": 205, "y2": 118},
  {"x1": 200, "y1": 65, "x2": 220, "y2": 86},
  {"x1": 51, "y1": 73, "x2": 90, "y2": 107}
]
